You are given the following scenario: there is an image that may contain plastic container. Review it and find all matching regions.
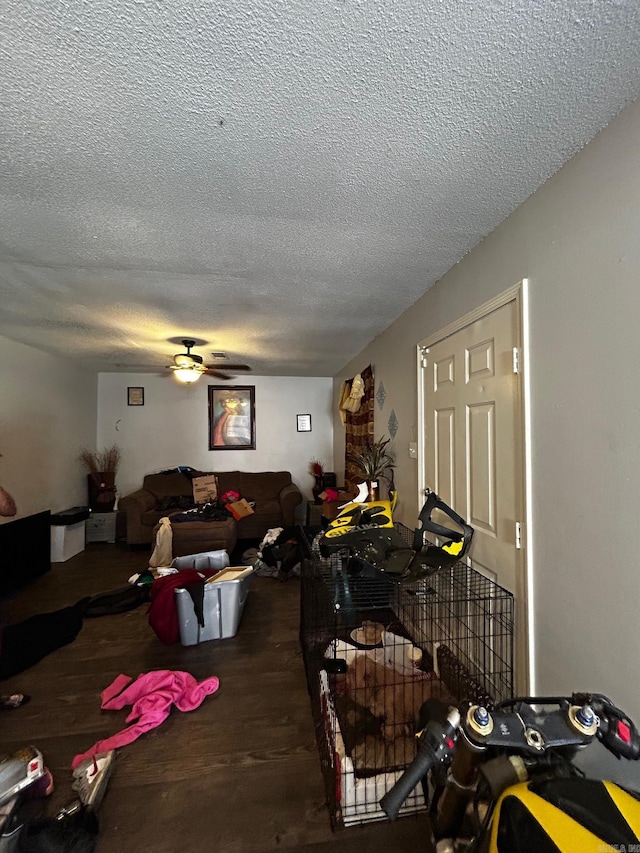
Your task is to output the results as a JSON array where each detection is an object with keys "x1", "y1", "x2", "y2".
[
  {"x1": 325, "y1": 635, "x2": 423, "y2": 676},
  {"x1": 175, "y1": 566, "x2": 254, "y2": 645},
  {"x1": 381, "y1": 630, "x2": 423, "y2": 676},
  {"x1": 50, "y1": 507, "x2": 90, "y2": 563},
  {"x1": 170, "y1": 549, "x2": 230, "y2": 571}
]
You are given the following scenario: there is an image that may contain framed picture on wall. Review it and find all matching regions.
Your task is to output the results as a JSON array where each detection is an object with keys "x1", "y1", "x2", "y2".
[
  {"x1": 208, "y1": 386, "x2": 256, "y2": 450},
  {"x1": 127, "y1": 387, "x2": 144, "y2": 406},
  {"x1": 296, "y1": 414, "x2": 312, "y2": 432}
]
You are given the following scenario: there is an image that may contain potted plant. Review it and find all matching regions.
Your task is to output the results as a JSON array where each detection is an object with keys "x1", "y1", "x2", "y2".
[
  {"x1": 79, "y1": 445, "x2": 121, "y2": 511},
  {"x1": 309, "y1": 459, "x2": 325, "y2": 505},
  {"x1": 347, "y1": 436, "x2": 394, "y2": 500}
]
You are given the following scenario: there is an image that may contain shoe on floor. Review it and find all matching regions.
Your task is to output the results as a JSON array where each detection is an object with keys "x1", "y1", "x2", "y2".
[
  {"x1": 0, "y1": 693, "x2": 31, "y2": 710},
  {"x1": 71, "y1": 751, "x2": 115, "y2": 812}
]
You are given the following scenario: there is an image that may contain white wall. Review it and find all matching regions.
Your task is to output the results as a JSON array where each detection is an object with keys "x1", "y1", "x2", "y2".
[
  {"x1": 0, "y1": 337, "x2": 97, "y2": 522},
  {"x1": 97, "y1": 373, "x2": 334, "y2": 508},
  {"x1": 335, "y1": 97, "x2": 640, "y2": 717}
]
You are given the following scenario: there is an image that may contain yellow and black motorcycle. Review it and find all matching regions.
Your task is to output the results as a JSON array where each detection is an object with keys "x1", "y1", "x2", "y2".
[{"x1": 381, "y1": 692, "x2": 640, "y2": 852}]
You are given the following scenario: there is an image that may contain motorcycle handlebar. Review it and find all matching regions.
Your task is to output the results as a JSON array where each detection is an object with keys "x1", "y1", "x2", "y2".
[
  {"x1": 380, "y1": 707, "x2": 460, "y2": 821},
  {"x1": 506, "y1": 694, "x2": 640, "y2": 761},
  {"x1": 379, "y1": 694, "x2": 640, "y2": 822},
  {"x1": 380, "y1": 746, "x2": 437, "y2": 821}
]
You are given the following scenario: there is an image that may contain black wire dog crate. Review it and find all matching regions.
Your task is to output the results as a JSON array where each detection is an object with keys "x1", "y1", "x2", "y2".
[{"x1": 300, "y1": 524, "x2": 514, "y2": 829}]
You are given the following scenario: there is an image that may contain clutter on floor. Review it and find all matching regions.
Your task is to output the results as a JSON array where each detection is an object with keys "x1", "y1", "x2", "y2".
[
  {"x1": 71, "y1": 752, "x2": 115, "y2": 812},
  {"x1": 0, "y1": 539, "x2": 265, "y2": 850},
  {"x1": 0, "y1": 694, "x2": 30, "y2": 711},
  {"x1": 149, "y1": 568, "x2": 218, "y2": 644},
  {"x1": 72, "y1": 670, "x2": 220, "y2": 768},
  {"x1": 0, "y1": 743, "x2": 111, "y2": 853},
  {"x1": 245, "y1": 526, "x2": 306, "y2": 581},
  {"x1": 0, "y1": 603, "x2": 86, "y2": 681},
  {"x1": 175, "y1": 566, "x2": 254, "y2": 645}
]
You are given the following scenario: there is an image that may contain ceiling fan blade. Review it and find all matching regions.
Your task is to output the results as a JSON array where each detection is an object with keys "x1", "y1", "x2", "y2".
[
  {"x1": 204, "y1": 363, "x2": 251, "y2": 371},
  {"x1": 204, "y1": 368, "x2": 233, "y2": 380}
]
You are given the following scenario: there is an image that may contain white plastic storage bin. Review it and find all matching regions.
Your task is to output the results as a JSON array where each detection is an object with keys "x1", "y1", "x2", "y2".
[
  {"x1": 175, "y1": 567, "x2": 254, "y2": 645},
  {"x1": 170, "y1": 550, "x2": 229, "y2": 571},
  {"x1": 50, "y1": 507, "x2": 90, "y2": 562},
  {"x1": 51, "y1": 521, "x2": 86, "y2": 562}
]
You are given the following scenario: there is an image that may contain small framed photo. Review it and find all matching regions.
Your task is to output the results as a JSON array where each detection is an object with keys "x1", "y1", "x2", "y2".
[
  {"x1": 127, "y1": 387, "x2": 144, "y2": 406},
  {"x1": 297, "y1": 414, "x2": 312, "y2": 432}
]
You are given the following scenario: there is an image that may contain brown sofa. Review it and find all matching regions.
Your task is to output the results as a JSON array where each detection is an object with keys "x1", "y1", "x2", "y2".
[{"x1": 118, "y1": 469, "x2": 303, "y2": 546}]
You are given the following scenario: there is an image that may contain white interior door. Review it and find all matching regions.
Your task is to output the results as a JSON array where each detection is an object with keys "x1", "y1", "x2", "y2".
[{"x1": 418, "y1": 288, "x2": 528, "y2": 688}]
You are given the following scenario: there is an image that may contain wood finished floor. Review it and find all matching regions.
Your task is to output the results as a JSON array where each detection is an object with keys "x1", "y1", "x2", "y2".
[{"x1": 1, "y1": 542, "x2": 430, "y2": 852}]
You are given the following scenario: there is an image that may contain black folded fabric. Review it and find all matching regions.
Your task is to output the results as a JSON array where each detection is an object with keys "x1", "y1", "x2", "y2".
[
  {"x1": 82, "y1": 585, "x2": 150, "y2": 618},
  {"x1": 156, "y1": 495, "x2": 196, "y2": 512},
  {"x1": 171, "y1": 501, "x2": 231, "y2": 523},
  {"x1": 0, "y1": 603, "x2": 85, "y2": 680},
  {"x1": 185, "y1": 583, "x2": 205, "y2": 627}
]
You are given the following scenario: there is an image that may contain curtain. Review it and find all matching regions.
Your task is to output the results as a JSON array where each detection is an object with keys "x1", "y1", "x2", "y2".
[{"x1": 344, "y1": 364, "x2": 375, "y2": 487}]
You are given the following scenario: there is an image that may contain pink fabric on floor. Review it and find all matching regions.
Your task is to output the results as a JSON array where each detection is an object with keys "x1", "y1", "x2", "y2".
[{"x1": 72, "y1": 669, "x2": 219, "y2": 769}]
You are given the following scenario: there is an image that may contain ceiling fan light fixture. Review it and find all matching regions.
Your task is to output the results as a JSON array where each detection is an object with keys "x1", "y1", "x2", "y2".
[
  {"x1": 174, "y1": 353, "x2": 199, "y2": 368},
  {"x1": 173, "y1": 365, "x2": 204, "y2": 383}
]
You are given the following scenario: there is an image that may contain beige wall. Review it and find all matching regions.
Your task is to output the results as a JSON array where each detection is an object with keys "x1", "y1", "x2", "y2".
[
  {"x1": 335, "y1": 96, "x2": 640, "y2": 716},
  {"x1": 97, "y1": 372, "x2": 334, "y2": 508},
  {"x1": 0, "y1": 345, "x2": 334, "y2": 526},
  {"x1": 0, "y1": 337, "x2": 97, "y2": 521}
]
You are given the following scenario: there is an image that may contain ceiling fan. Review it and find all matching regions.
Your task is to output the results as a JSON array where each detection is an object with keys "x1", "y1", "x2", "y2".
[{"x1": 168, "y1": 340, "x2": 251, "y2": 383}]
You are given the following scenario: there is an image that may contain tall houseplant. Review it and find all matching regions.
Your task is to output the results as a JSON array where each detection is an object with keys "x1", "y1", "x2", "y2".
[
  {"x1": 347, "y1": 436, "x2": 394, "y2": 500},
  {"x1": 79, "y1": 445, "x2": 121, "y2": 511}
]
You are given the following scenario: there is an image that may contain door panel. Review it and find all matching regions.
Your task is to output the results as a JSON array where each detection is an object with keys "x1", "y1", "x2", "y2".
[
  {"x1": 422, "y1": 299, "x2": 522, "y2": 595},
  {"x1": 468, "y1": 401, "x2": 496, "y2": 536},
  {"x1": 435, "y1": 408, "x2": 455, "y2": 504}
]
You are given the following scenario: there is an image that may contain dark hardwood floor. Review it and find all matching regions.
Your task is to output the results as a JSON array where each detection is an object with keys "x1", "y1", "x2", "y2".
[{"x1": 1, "y1": 542, "x2": 430, "y2": 851}]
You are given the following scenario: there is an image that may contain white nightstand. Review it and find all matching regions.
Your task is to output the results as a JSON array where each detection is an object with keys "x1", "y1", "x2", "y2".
[{"x1": 85, "y1": 511, "x2": 117, "y2": 543}]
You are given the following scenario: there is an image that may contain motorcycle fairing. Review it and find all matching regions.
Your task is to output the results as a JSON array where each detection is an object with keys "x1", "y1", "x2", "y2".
[
  {"x1": 490, "y1": 779, "x2": 640, "y2": 852},
  {"x1": 411, "y1": 490, "x2": 473, "y2": 560},
  {"x1": 319, "y1": 490, "x2": 474, "y2": 581},
  {"x1": 321, "y1": 499, "x2": 395, "y2": 540}
]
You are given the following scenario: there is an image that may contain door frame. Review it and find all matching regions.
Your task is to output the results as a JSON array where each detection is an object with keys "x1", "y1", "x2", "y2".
[{"x1": 416, "y1": 280, "x2": 533, "y2": 693}]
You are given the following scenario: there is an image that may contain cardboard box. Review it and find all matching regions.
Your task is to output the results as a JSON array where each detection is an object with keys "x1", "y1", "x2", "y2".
[{"x1": 192, "y1": 474, "x2": 218, "y2": 504}]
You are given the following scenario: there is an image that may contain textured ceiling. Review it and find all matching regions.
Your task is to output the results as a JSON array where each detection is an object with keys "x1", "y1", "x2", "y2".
[{"x1": 1, "y1": 1, "x2": 640, "y2": 377}]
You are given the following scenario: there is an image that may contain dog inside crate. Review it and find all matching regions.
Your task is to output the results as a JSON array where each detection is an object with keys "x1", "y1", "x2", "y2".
[
  {"x1": 332, "y1": 651, "x2": 450, "y2": 774},
  {"x1": 324, "y1": 628, "x2": 491, "y2": 777}
]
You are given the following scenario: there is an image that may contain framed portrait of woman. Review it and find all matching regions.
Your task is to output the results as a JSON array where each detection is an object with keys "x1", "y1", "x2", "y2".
[{"x1": 208, "y1": 386, "x2": 256, "y2": 450}]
